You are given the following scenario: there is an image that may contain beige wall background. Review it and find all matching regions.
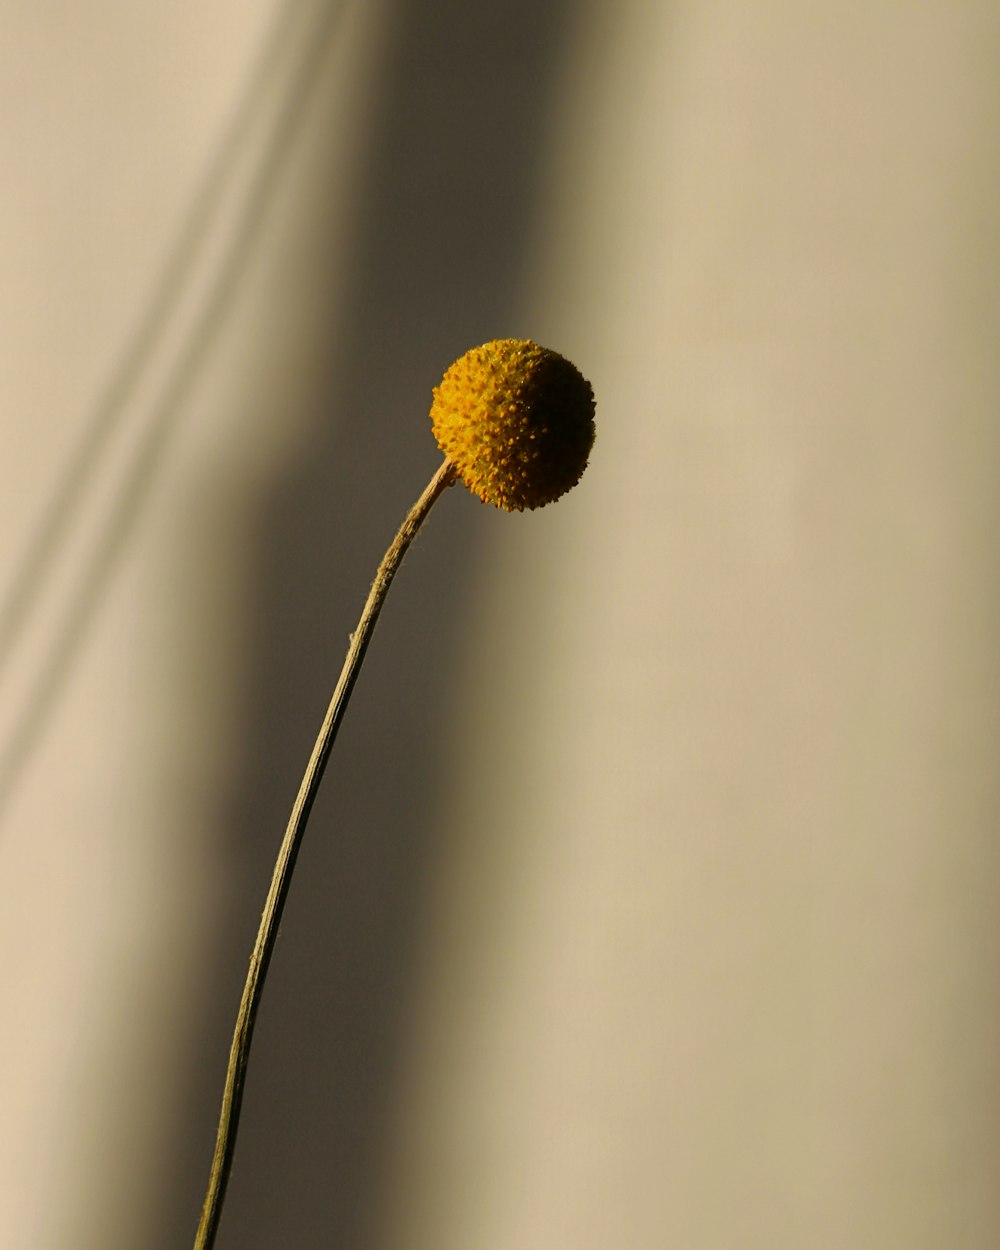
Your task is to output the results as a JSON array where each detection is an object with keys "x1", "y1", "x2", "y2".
[{"x1": 2, "y1": 3, "x2": 999, "y2": 1248}]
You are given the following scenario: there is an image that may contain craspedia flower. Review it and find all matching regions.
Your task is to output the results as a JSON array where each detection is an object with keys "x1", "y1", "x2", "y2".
[{"x1": 430, "y1": 338, "x2": 595, "y2": 511}]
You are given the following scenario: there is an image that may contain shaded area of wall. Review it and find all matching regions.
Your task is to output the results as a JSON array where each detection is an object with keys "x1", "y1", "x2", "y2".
[{"x1": 150, "y1": 2, "x2": 586, "y2": 1248}]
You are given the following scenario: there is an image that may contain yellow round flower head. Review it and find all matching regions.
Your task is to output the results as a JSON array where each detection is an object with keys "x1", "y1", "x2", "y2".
[{"x1": 430, "y1": 339, "x2": 596, "y2": 511}]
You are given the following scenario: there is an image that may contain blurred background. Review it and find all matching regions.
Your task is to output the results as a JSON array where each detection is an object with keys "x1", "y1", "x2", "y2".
[{"x1": 2, "y1": 2, "x2": 1000, "y2": 1247}]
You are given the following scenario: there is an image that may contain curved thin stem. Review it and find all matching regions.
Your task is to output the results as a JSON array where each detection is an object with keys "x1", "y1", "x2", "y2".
[{"x1": 193, "y1": 457, "x2": 457, "y2": 1250}]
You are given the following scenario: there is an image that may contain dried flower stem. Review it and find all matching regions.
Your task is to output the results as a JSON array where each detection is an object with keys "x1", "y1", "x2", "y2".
[{"x1": 193, "y1": 457, "x2": 457, "y2": 1250}]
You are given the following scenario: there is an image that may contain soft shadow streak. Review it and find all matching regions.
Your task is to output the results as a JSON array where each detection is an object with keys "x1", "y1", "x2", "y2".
[
  {"x1": 170, "y1": 2, "x2": 583, "y2": 1249},
  {"x1": 0, "y1": 0, "x2": 349, "y2": 819}
]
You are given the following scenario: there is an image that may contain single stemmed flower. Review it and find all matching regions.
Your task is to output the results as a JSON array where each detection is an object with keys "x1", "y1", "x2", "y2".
[{"x1": 193, "y1": 339, "x2": 595, "y2": 1250}]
